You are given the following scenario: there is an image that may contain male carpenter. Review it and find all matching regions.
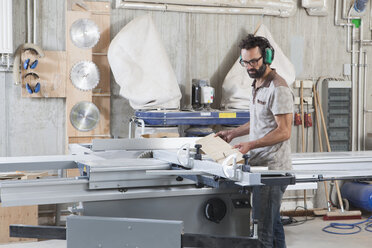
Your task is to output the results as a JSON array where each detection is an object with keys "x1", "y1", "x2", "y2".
[{"x1": 216, "y1": 34, "x2": 294, "y2": 248}]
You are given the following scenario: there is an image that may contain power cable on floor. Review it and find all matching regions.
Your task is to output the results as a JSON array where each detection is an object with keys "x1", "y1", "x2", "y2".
[
  {"x1": 282, "y1": 206, "x2": 316, "y2": 226},
  {"x1": 322, "y1": 216, "x2": 372, "y2": 235}
]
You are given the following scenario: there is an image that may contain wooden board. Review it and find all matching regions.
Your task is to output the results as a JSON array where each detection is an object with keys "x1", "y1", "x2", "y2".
[
  {"x1": 66, "y1": 168, "x2": 81, "y2": 178},
  {"x1": 92, "y1": 12, "x2": 110, "y2": 54},
  {"x1": 196, "y1": 133, "x2": 243, "y2": 164},
  {"x1": 91, "y1": 5, "x2": 111, "y2": 138},
  {"x1": 66, "y1": 2, "x2": 111, "y2": 144},
  {"x1": 142, "y1": 132, "x2": 180, "y2": 138},
  {"x1": 21, "y1": 51, "x2": 67, "y2": 98},
  {"x1": 66, "y1": 10, "x2": 93, "y2": 139},
  {"x1": 67, "y1": 96, "x2": 111, "y2": 143},
  {"x1": 21, "y1": 171, "x2": 49, "y2": 180},
  {"x1": 68, "y1": 135, "x2": 110, "y2": 144},
  {"x1": 92, "y1": 95, "x2": 111, "y2": 135},
  {"x1": 93, "y1": 55, "x2": 111, "y2": 94},
  {"x1": 0, "y1": 172, "x2": 25, "y2": 180},
  {"x1": 71, "y1": 1, "x2": 111, "y2": 14},
  {"x1": 0, "y1": 204, "x2": 38, "y2": 244},
  {"x1": 0, "y1": 172, "x2": 48, "y2": 180},
  {"x1": 72, "y1": 2, "x2": 110, "y2": 53},
  {"x1": 325, "y1": 210, "x2": 362, "y2": 217}
]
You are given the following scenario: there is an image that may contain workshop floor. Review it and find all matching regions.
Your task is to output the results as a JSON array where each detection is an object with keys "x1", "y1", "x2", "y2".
[
  {"x1": 0, "y1": 217, "x2": 370, "y2": 248},
  {"x1": 285, "y1": 217, "x2": 372, "y2": 248}
]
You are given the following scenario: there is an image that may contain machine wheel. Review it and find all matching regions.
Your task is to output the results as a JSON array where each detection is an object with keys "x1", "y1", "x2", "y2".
[{"x1": 204, "y1": 198, "x2": 227, "y2": 223}]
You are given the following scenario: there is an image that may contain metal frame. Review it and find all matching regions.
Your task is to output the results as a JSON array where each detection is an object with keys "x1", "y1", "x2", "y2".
[
  {"x1": 10, "y1": 225, "x2": 66, "y2": 240},
  {"x1": 3, "y1": 140, "x2": 372, "y2": 246},
  {"x1": 67, "y1": 216, "x2": 183, "y2": 248},
  {"x1": 0, "y1": 154, "x2": 101, "y2": 172},
  {"x1": 10, "y1": 223, "x2": 262, "y2": 248},
  {"x1": 92, "y1": 137, "x2": 198, "y2": 151},
  {"x1": 0, "y1": 177, "x2": 241, "y2": 207},
  {"x1": 77, "y1": 159, "x2": 194, "y2": 189},
  {"x1": 153, "y1": 150, "x2": 262, "y2": 186}
]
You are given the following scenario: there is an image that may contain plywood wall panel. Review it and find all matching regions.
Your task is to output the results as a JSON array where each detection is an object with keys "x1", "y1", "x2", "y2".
[
  {"x1": 0, "y1": 204, "x2": 38, "y2": 244},
  {"x1": 66, "y1": 11, "x2": 93, "y2": 139},
  {"x1": 21, "y1": 51, "x2": 67, "y2": 98}
]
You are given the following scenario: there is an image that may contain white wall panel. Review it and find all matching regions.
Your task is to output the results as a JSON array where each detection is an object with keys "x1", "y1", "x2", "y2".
[{"x1": 0, "y1": 0, "x2": 13, "y2": 53}]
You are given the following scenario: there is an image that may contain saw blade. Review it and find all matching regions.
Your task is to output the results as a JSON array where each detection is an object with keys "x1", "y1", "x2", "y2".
[
  {"x1": 70, "y1": 101, "x2": 100, "y2": 132},
  {"x1": 70, "y1": 61, "x2": 100, "y2": 91},
  {"x1": 70, "y1": 18, "x2": 100, "y2": 49},
  {"x1": 137, "y1": 151, "x2": 153, "y2": 159}
]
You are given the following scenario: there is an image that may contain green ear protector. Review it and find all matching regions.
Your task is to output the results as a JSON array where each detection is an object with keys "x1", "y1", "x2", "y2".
[
  {"x1": 259, "y1": 36, "x2": 275, "y2": 65},
  {"x1": 264, "y1": 47, "x2": 274, "y2": 64}
]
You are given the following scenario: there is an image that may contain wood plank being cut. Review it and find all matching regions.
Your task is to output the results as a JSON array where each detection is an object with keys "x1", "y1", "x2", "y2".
[{"x1": 196, "y1": 133, "x2": 244, "y2": 165}]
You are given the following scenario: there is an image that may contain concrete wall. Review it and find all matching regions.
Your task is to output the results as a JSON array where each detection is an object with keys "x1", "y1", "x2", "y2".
[
  {"x1": 0, "y1": 0, "x2": 65, "y2": 156},
  {"x1": 110, "y1": 2, "x2": 353, "y2": 152},
  {"x1": 1, "y1": 0, "x2": 371, "y2": 159}
]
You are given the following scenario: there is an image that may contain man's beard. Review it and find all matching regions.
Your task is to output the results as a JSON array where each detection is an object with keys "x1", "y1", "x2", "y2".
[{"x1": 247, "y1": 64, "x2": 266, "y2": 79}]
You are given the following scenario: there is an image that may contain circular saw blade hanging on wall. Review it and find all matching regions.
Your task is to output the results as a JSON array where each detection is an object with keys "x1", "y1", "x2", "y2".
[
  {"x1": 70, "y1": 18, "x2": 100, "y2": 49},
  {"x1": 70, "y1": 101, "x2": 100, "y2": 132},
  {"x1": 70, "y1": 61, "x2": 100, "y2": 91}
]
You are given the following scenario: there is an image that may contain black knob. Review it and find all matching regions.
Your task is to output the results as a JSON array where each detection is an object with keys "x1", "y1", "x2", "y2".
[
  {"x1": 242, "y1": 154, "x2": 250, "y2": 172},
  {"x1": 243, "y1": 154, "x2": 250, "y2": 165},
  {"x1": 204, "y1": 198, "x2": 227, "y2": 224},
  {"x1": 194, "y1": 144, "x2": 202, "y2": 160}
]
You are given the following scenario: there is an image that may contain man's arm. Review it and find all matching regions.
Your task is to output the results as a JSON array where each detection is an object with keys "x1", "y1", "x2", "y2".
[
  {"x1": 234, "y1": 113, "x2": 292, "y2": 153},
  {"x1": 215, "y1": 122, "x2": 250, "y2": 143}
]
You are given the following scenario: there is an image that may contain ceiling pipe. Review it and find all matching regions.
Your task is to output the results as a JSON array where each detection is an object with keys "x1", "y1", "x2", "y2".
[
  {"x1": 122, "y1": 0, "x2": 293, "y2": 8},
  {"x1": 115, "y1": 0, "x2": 296, "y2": 17},
  {"x1": 357, "y1": 20, "x2": 364, "y2": 151},
  {"x1": 363, "y1": 51, "x2": 367, "y2": 150},
  {"x1": 33, "y1": 0, "x2": 37, "y2": 44},
  {"x1": 27, "y1": 0, "x2": 32, "y2": 43}
]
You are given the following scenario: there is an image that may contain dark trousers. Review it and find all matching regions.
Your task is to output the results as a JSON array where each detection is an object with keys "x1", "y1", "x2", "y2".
[{"x1": 258, "y1": 185, "x2": 287, "y2": 248}]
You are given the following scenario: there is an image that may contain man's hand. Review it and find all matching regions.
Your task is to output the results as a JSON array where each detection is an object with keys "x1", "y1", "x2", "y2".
[
  {"x1": 234, "y1": 141, "x2": 256, "y2": 154},
  {"x1": 215, "y1": 130, "x2": 235, "y2": 143}
]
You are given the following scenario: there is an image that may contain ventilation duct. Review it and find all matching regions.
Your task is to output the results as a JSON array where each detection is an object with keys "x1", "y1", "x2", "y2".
[
  {"x1": 0, "y1": 0, "x2": 13, "y2": 54},
  {"x1": 115, "y1": 0, "x2": 296, "y2": 17}
]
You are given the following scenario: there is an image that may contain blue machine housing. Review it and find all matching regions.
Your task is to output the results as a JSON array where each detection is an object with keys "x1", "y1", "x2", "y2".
[
  {"x1": 341, "y1": 182, "x2": 372, "y2": 212},
  {"x1": 135, "y1": 110, "x2": 250, "y2": 126}
]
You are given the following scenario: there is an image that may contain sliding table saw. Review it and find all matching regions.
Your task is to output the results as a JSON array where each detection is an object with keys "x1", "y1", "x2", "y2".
[{"x1": 1, "y1": 138, "x2": 372, "y2": 247}]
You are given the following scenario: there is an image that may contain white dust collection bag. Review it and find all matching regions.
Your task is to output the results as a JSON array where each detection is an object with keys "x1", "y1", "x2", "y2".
[
  {"x1": 221, "y1": 24, "x2": 296, "y2": 110},
  {"x1": 108, "y1": 14, "x2": 181, "y2": 110}
]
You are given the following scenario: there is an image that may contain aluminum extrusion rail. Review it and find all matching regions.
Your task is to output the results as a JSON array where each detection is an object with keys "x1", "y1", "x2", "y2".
[
  {"x1": 92, "y1": 137, "x2": 199, "y2": 151},
  {"x1": 292, "y1": 151, "x2": 372, "y2": 170},
  {"x1": 0, "y1": 154, "x2": 103, "y2": 172},
  {"x1": 0, "y1": 177, "x2": 241, "y2": 207},
  {"x1": 153, "y1": 150, "x2": 372, "y2": 185}
]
